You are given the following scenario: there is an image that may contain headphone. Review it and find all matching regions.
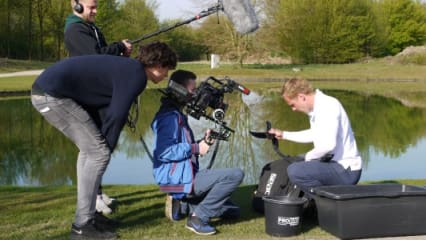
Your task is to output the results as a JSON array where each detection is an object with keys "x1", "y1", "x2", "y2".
[{"x1": 74, "y1": 0, "x2": 84, "y2": 14}]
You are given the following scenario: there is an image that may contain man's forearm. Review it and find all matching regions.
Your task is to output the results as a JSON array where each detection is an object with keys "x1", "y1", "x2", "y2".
[{"x1": 283, "y1": 129, "x2": 313, "y2": 143}]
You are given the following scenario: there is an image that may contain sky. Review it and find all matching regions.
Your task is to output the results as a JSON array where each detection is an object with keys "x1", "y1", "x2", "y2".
[{"x1": 155, "y1": 0, "x2": 215, "y2": 21}]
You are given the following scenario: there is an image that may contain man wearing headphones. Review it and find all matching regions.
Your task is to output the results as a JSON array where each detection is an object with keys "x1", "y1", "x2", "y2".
[
  {"x1": 65, "y1": 0, "x2": 132, "y2": 57},
  {"x1": 64, "y1": 0, "x2": 132, "y2": 215}
]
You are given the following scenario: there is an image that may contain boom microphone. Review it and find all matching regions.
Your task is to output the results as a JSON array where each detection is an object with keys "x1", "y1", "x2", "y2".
[
  {"x1": 221, "y1": 0, "x2": 259, "y2": 34},
  {"x1": 130, "y1": 0, "x2": 259, "y2": 44}
]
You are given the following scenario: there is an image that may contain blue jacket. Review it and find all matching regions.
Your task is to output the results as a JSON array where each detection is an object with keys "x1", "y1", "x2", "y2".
[{"x1": 151, "y1": 99, "x2": 200, "y2": 198}]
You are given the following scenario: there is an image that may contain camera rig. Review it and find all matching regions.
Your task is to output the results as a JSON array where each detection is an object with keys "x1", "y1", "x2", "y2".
[{"x1": 161, "y1": 76, "x2": 250, "y2": 141}]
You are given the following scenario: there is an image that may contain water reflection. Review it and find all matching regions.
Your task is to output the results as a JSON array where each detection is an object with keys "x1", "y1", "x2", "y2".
[{"x1": 1, "y1": 89, "x2": 426, "y2": 186}]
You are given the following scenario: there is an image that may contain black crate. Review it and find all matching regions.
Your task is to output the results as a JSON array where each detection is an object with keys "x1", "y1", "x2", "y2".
[{"x1": 313, "y1": 184, "x2": 426, "y2": 239}]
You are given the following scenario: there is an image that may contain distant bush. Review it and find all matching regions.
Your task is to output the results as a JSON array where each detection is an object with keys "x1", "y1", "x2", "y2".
[
  {"x1": 396, "y1": 52, "x2": 426, "y2": 65},
  {"x1": 394, "y1": 46, "x2": 426, "y2": 65}
]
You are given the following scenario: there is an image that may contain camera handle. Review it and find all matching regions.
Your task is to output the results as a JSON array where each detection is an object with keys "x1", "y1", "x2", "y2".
[
  {"x1": 202, "y1": 113, "x2": 235, "y2": 134},
  {"x1": 206, "y1": 125, "x2": 227, "y2": 169}
]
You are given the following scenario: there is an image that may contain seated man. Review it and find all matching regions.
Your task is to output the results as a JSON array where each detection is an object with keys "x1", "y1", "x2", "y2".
[
  {"x1": 268, "y1": 78, "x2": 362, "y2": 197},
  {"x1": 151, "y1": 70, "x2": 244, "y2": 235}
]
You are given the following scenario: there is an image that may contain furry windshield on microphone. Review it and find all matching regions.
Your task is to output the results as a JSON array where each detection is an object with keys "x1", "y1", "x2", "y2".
[{"x1": 221, "y1": 0, "x2": 259, "y2": 34}]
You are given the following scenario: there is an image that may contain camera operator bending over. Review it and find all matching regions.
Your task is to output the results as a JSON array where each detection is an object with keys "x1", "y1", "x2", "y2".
[
  {"x1": 151, "y1": 70, "x2": 244, "y2": 235},
  {"x1": 65, "y1": 0, "x2": 133, "y2": 215},
  {"x1": 268, "y1": 78, "x2": 362, "y2": 197},
  {"x1": 31, "y1": 42, "x2": 177, "y2": 240},
  {"x1": 65, "y1": 0, "x2": 132, "y2": 57}
]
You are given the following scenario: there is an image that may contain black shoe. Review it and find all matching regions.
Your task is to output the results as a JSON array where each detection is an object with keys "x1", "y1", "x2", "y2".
[
  {"x1": 220, "y1": 201, "x2": 240, "y2": 220},
  {"x1": 95, "y1": 212, "x2": 120, "y2": 229},
  {"x1": 221, "y1": 207, "x2": 240, "y2": 220},
  {"x1": 70, "y1": 219, "x2": 117, "y2": 239}
]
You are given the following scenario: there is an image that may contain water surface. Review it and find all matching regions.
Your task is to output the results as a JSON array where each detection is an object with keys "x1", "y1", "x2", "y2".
[{"x1": 1, "y1": 89, "x2": 425, "y2": 186}]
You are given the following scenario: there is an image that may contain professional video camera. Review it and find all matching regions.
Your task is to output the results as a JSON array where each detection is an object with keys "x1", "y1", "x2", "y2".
[{"x1": 163, "y1": 76, "x2": 250, "y2": 141}]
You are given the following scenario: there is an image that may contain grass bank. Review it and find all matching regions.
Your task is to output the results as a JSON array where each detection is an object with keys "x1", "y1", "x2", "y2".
[
  {"x1": 1, "y1": 58, "x2": 426, "y2": 107},
  {"x1": 0, "y1": 58, "x2": 52, "y2": 73},
  {"x1": 182, "y1": 58, "x2": 426, "y2": 82},
  {"x1": 244, "y1": 80, "x2": 426, "y2": 108},
  {"x1": 1, "y1": 179, "x2": 425, "y2": 240}
]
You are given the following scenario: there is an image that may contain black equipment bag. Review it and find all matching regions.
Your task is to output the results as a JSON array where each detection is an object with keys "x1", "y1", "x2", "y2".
[
  {"x1": 250, "y1": 121, "x2": 305, "y2": 213},
  {"x1": 252, "y1": 157, "x2": 295, "y2": 213}
]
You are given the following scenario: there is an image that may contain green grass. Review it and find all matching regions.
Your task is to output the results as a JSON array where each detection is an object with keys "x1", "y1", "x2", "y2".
[
  {"x1": 0, "y1": 58, "x2": 52, "y2": 73},
  {"x1": 180, "y1": 58, "x2": 426, "y2": 81},
  {"x1": 238, "y1": 80, "x2": 426, "y2": 108},
  {"x1": 2, "y1": 58, "x2": 426, "y2": 90},
  {"x1": 2, "y1": 58, "x2": 426, "y2": 108},
  {"x1": 0, "y1": 76, "x2": 36, "y2": 92},
  {"x1": 2, "y1": 59, "x2": 426, "y2": 239},
  {"x1": 1, "y1": 180, "x2": 425, "y2": 240}
]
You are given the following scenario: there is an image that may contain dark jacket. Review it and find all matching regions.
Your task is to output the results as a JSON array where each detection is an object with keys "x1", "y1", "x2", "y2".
[
  {"x1": 151, "y1": 98, "x2": 200, "y2": 198},
  {"x1": 33, "y1": 55, "x2": 147, "y2": 150},
  {"x1": 64, "y1": 14, "x2": 125, "y2": 57}
]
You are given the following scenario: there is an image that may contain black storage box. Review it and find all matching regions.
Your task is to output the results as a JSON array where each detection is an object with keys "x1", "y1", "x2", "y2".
[{"x1": 313, "y1": 184, "x2": 426, "y2": 239}]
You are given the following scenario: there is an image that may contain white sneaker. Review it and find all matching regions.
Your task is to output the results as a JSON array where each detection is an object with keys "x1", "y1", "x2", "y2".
[
  {"x1": 96, "y1": 197, "x2": 112, "y2": 215},
  {"x1": 102, "y1": 193, "x2": 116, "y2": 206}
]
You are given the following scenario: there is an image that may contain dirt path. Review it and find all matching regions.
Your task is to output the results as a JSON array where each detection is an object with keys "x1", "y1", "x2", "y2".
[{"x1": 0, "y1": 69, "x2": 44, "y2": 78}]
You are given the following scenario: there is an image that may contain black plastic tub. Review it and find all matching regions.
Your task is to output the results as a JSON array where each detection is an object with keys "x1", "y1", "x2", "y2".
[
  {"x1": 313, "y1": 184, "x2": 426, "y2": 239},
  {"x1": 263, "y1": 196, "x2": 307, "y2": 237}
]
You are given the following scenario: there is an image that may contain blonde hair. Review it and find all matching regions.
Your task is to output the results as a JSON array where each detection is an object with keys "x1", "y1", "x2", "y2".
[{"x1": 281, "y1": 78, "x2": 314, "y2": 99}]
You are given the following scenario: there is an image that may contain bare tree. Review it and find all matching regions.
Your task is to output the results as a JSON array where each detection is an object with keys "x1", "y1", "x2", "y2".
[
  {"x1": 34, "y1": 0, "x2": 50, "y2": 60},
  {"x1": 47, "y1": 0, "x2": 68, "y2": 60},
  {"x1": 28, "y1": 0, "x2": 33, "y2": 60}
]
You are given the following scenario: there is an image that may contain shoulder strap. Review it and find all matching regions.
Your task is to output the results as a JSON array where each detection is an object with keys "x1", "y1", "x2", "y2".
[{"x1": 177, "y1": 112, "x2": 183, "y2": 142}]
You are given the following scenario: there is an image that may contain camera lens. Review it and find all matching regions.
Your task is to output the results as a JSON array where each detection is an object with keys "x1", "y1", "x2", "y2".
[{"x1": 212, "y1": 109, "x2": 225, "y2": 122}]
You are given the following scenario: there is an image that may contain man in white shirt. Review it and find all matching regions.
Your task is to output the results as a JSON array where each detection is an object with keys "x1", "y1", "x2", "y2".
[{"x1": 268, "y1": 78, "x2": 362, "y2": 196}]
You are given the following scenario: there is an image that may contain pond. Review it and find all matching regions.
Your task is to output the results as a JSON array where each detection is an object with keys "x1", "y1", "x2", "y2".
[{"x1": 1, "y1": 88, "x2": 426, "y2": 186}]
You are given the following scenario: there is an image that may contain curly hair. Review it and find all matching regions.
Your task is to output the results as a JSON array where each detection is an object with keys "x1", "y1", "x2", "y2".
[{"x1": 136, "y1": 41, "x2": 177, "y2": 69}]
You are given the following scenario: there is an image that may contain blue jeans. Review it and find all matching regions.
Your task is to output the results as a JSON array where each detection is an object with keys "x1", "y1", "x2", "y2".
[
  {"x1": 31, "y1": 93, "x2": 111, "y2": 226},
  {"x1": 287, "y1": 160, "x2": 361, "y2": 196},
  {"x1": 190, "y1": 168, "x2": 244, "y2": 223}
]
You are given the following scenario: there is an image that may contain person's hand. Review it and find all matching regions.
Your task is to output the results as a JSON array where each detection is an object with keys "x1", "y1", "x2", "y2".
[
  {"x1": 198, "y1": 140, "x2": 210, "y2": 156},
  {"x1": 122, "y1": 39, "x2": 133, "y2": 57},
  {"x1": 268, "y1": 128, "x2": 284, "y2": 140},
  {"x1": 199, "y1": 129, "x2": 215, "y2": 156}
]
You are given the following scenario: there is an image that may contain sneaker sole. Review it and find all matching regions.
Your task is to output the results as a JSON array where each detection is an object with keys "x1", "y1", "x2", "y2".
[{"x1": 185, "y1": 225, "x2": 216, "y2": 235}]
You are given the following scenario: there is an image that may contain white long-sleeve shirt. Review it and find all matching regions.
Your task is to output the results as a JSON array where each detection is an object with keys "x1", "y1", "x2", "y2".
[{"x1": 283, "y1": 90, "x2": 362, "y2": 171}]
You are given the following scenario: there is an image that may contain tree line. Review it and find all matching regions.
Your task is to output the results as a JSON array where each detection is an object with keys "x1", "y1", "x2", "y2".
[{"x1": 0, "y1": 0, "x2": 425, "y2": 64}]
